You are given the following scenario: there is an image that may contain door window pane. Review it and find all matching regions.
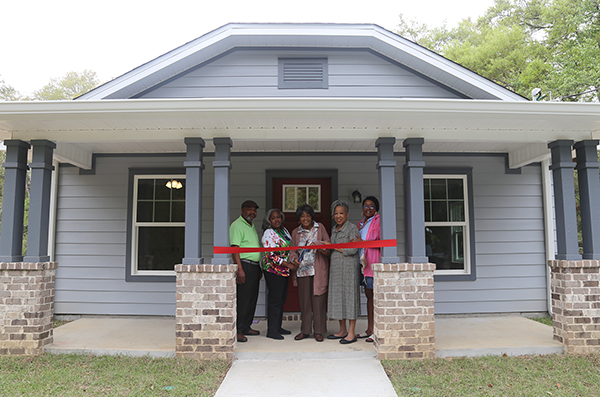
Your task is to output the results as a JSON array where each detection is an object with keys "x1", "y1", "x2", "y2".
[{"x1": 282, "y1": 185, "x2": 321, "y2": 212}]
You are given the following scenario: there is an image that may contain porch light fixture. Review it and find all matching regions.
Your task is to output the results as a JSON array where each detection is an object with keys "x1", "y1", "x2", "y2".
[
  {"x1": 352, "y1": 190, "x2": 362, "y2": 203},
  {"x1": 166, "y1": 179, "x2": 183, "y2": 189}
]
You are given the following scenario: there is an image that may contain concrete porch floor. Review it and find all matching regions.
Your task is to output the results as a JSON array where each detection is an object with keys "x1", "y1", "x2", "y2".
[{"x1": 45, "y1": 315, "x2": 563, "y2": 358}]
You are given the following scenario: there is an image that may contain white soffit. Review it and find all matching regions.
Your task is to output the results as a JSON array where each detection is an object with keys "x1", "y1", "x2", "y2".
[{"x1": 0, "y1": 98, "x2": 598, "y2": 151}]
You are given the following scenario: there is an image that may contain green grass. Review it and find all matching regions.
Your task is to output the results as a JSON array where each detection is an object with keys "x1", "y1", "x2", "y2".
[
  {"x1": 529, "y1": 316, "x2": 554, "y2": 326},
  {"x1": 383, "y1": 353, "x2": 600, "y2": 396},
  {"x1": 0, "y1": 354, "x2": 230, "y2": 396}
]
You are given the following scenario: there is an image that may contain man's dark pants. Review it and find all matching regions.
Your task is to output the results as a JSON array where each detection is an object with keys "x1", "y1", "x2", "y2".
[{"x1": 236, "y1": 259, "x2": 261, "y2": 334}]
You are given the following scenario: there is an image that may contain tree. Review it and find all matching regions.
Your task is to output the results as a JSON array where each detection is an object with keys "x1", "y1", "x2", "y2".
[
  {"x1": 0, "y1": 78, "x2": 22, "y2": 101},
  {"x1": 396, "y1": 0, "x2": 600, "y2": 101},
  {"x1": 32, "y1": 70, "x2": 100, "y2": 100}
]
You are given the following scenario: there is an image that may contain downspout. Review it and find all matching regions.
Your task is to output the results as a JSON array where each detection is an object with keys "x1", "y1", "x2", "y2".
[
  {"x1": 541, "y1": 158, "x2": 554, "y2": 314},
  {"x1": 47, "y1": 159, "x2": 59, "y2": 261}
]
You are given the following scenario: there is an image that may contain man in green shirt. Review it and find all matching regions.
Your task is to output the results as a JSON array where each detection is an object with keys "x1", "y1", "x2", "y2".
[{"x1": 230, "y1": 200, "x2": 261, "y2": 343}]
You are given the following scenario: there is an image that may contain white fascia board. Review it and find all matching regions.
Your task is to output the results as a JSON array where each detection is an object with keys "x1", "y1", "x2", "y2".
[{"x1": 508, "y1": 143, "x2": 551, "y2": 168}]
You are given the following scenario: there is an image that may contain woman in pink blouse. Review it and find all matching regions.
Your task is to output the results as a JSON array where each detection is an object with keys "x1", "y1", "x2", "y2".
[
  {"x1": 289, "y1": 204, "x2": 331, "y2": 342},
  {"x1": 261, "y1": 208, "x2": 298, "y2": 340}
]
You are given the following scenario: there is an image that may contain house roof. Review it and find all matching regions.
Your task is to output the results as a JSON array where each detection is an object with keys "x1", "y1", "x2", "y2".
[{"x1": 77, "y1": 23, "x2": 525, "y2": 102}]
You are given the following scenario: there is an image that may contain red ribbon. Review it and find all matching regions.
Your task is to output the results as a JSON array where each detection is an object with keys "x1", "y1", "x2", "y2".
[{"x1": 213, "y1": 239, "x2": 397, "y2": 254}]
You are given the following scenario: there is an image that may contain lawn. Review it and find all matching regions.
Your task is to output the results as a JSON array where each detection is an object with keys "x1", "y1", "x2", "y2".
[
  {"x1": 382, "y1": 353, "x2": 600, "y2": 396},
  {"x1": 0, "y1": 354, "x2": 230, "y2": 396}
]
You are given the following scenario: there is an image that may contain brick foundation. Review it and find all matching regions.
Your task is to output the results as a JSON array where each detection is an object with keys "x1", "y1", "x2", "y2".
[
  {"x1": 0, "y1": 262, "x2": 57, "y2": 355},
  {"x1": 175, "y1": 264, "x2": 237, "y2": 360},
  {"x1": 549, "y1": 260, "x2": 600, "y2": 354},
  {"x1": 372, "y1": 263, "x2": 435, "y2": 360}
]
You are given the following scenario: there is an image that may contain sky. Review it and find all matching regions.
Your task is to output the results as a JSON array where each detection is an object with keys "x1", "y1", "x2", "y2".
[{"x1": 1, "y1": 0, "x2": 495, "y2": 96}]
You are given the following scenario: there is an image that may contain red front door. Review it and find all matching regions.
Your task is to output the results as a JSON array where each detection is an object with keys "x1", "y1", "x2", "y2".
[{"x1": 272, "y1": 177, "x2": 332, "y2": 312}]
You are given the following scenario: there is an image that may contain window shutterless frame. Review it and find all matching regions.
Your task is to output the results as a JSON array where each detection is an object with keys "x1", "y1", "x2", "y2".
[
  {"x1": 424, "y1": 168, "x2": 476, "y2": 281},
  {"x1": 126, "y1": 168, "x2": 185, "y2": 282}
]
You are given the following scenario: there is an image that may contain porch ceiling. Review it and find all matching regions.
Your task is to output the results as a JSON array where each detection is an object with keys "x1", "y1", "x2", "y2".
[{"x1": 0, "y1": 97, "x2": 599, "y2": 167}]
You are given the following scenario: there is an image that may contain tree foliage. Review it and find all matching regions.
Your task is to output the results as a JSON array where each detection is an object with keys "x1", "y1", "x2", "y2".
[
  {"x1": 396, "y1": 0, "x2": 600, "y2": 101},
  {"x1": 0, "y1": 78, "x2": 22, "y2": 101},
  {"x1": 32, "y1": 70, "x2": 100, "y2": 100}
]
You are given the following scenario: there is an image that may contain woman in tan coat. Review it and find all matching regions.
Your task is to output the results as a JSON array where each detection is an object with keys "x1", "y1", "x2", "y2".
[{"x1": 289, "y1": 204, "x2": 330, "y2": 342}]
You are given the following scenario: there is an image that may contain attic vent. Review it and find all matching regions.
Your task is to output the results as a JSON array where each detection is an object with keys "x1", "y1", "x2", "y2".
[{"x1": 278, "y1": 58, "x2": 328, "y2": 89}]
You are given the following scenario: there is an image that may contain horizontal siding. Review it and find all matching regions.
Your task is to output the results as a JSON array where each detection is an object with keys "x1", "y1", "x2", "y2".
[
  {"x1": 54, "y1": 153, "x2": 547, "y2": 316},
  {"x1": 140, "y1": 49, "x2": 461, "y2": 99}
]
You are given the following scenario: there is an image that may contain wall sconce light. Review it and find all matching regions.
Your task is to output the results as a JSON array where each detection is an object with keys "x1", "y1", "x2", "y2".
[
  {"x1": 352, "y1": 190, "x2": 362, "y2": 204},
  {"x1": 166, "y1": 179, "x2": 183, "y2": 189}
]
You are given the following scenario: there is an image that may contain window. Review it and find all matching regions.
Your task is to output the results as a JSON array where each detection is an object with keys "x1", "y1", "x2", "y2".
[
  {"x1": 278, "y1": 58, "x2": 328, "y2": 89},
  {"x1": 283, "y1": 184, "x2": 321, "y2": 212},
  {"x1": 126, "y1": 169, "x2": 185, "y2": 281},
  {"x1": 424, "y1": 172, "x2": 475, "y2": 280}
]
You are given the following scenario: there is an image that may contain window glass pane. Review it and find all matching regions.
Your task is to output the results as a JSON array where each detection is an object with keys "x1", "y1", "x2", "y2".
[
  {"x1": 137, "y1": 179, "x2": 154, "y2": 200},
  {"x1": 424, "y1": 179, "x2": 431, "y2": 200},
  {"x1": 297, "y1": 187, "x2": 307, "y2": 207},
  {"x1": 172, "y1": 201, "x2": 185, "y2": 223},
  {"x1": 284, "y1": 187, "x2": 295, "y2": 211},
  {"x1": 154, "y1": 201, "x2": 171, "y2": 222},
  {"x1": 424, "y1": 201, "x2": 431, "y2": 222},
  {"x1": 449, "y1": 201, "x2": 465, "y2": 222},
  {"x1": 171, "y1": 180, "x2": 185, "y2": 200},
  {"x1": 137, "y1": 201, "x2": 153, "y2": 222},
  {"x1": 447, "y1": 179, "x2": 464, "y2": 200},
  {"x1": 426, "y1": 226, "x2": 464, "y2": 270},
  {"x1": 431, "y1": 201, "x2": 448, "y2": 222},
  {"x1": 137, "y1": 226, "x2": 184, "y2": 271},
  {"x1": 155, "y1": 179, "x2": 172, "y2": 200},
  {"x1": 308, "y1": 187, "x2": 320, "y2": 211},
  {"x1": 429, "y1": 179, "x2": 447, "y2": 200}
]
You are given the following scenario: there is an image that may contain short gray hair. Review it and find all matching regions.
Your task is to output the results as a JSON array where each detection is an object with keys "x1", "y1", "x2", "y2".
[
  {"x1": 330, "y1": 199, "x2": 349, "y2": 216},
  {"x1": 262, "y1": 208, "x2": 285, "y2": 231}
]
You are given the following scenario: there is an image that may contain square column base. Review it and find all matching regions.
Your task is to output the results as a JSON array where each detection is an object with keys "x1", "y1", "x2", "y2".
[
  {"x1": 549, "y1": 260, "x2": 600, "y2": 354},
  {"x1": 372, "y1": 263, "x2": 435, "y2": 360},
  {"x1": 175, "y1": 264, "x2": 237, "y2": 360},
  {"x1": 0, "y1": 262, "x2": 57, "y2": 355}
]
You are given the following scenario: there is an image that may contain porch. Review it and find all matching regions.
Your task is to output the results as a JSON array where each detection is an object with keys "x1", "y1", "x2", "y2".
[{"x1": 45, "y1": 315, "x2": 562, "y2": 358}]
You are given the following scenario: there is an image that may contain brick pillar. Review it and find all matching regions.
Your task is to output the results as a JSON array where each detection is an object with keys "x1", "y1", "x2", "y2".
[
  {"x1": 175, "y1": 264, "x2": 236, "y2": 360},
  {"x1": 549, "y1": 260, "x2": 600, "y2": 354},
  {"x1": 0, "y1": 261, "x2": 57, "y2": 355},
  {"x1": 372, "y1": 263, "x2": 435, "y2": 360}
]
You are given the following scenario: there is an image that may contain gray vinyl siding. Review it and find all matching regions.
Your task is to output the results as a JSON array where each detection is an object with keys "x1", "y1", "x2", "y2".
[
  {"x1": 138, "y1": 49, "x2": 463, "y2": 99},
  {"x1": 53, "y1": 153, "x2": 547, "y2": 316}
]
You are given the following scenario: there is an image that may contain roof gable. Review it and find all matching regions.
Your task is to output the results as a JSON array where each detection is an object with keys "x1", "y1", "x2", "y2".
[{"x1": 78, "y1": 23, "x2": 525, "y2": 102}]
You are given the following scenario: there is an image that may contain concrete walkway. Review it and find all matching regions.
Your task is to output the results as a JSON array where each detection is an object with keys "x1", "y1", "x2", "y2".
[{"x1": 47, "y1": 315, "x2": 562, "y2": 396}]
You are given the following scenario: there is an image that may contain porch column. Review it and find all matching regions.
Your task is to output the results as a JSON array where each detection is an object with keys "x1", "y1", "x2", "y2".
[
  {"x1": 182, "y1": 138, "x2": 205, "y2": 265},
  {"x1": 24, "y1": 140, "x2": 56, "y2": 263},
  {"x1": 403, "y1": 138, "x2": 428, "y2": 263},
  {"x1": 548, "y1": 140, "x2": 581, "y2": 260},
  {"x1": 373, "y1": 137, "x2": 435, "y2": 360},
  {"x1": 574, "y1": 140, "x2": 600, "y2": 259},
  {"x1": 0, "y1": 140, "x2": 30, "y2": 262},
  {"x1": 212, "y1": 138, "x2": 233, "y2": 265},
  {"x1": 376, "y1": 137, "x2": 399, "y2": 263}
]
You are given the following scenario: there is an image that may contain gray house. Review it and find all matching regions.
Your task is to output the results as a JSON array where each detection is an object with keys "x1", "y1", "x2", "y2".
[{"x1": 1, "y1": 23, "x2": 600, "y2": 358}]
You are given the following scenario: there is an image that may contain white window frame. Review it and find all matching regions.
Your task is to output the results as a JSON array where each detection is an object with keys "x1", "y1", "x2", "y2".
[
  {"x1": 424, "y1": 174, "x2": 471, "y2": 276},
  {"x1": 131, "y1": 174, "x2": 185, "y2": 277},
  {"x1": 282, "y1": 184, "x2": 322, "y2": 212}
]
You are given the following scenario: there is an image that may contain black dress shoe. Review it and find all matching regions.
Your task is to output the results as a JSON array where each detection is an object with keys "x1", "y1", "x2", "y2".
[
  {"x1": 340, "y1": 336, "x2": 358, "y2": 344},
  {"x1": 327, "y1": 333, "x2": 348, "y2": 340},
  {"x1": 244, "y1": 328, "x2": 260, "y2": 336},
  {"x1": 266, "y1": 333, "x2": 284, "y2": 340},
  {"x1": 279, "y1": 328, "x2": 291, "y2": 335}
]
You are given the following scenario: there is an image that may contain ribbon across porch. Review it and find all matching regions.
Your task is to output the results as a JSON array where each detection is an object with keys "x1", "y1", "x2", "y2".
[{"x1": 213, "y1": 239, "x2": 397, "y2": 254}]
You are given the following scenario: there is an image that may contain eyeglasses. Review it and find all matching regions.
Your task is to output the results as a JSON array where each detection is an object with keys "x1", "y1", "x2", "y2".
[{"x1": 363, "y1": 205, "x2": 375, "y2": 209}]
